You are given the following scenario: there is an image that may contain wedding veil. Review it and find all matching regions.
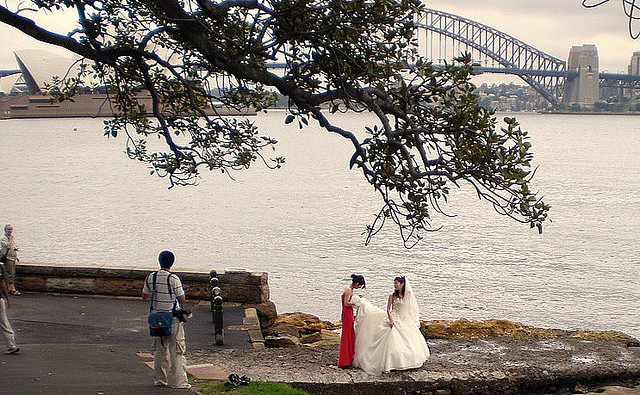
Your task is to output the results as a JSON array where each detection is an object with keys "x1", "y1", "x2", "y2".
[{"x1": 404, "y1": 278, "x2": 421, "y2": 327}]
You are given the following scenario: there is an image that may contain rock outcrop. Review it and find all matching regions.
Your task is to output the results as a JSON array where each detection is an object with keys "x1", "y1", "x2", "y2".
[
  {"x1": 422, "y1": 318, "x2": 640, "y2": 346},
  {"x1": 263, "y1": 313, "x2": 640, "y2": 349},
  {"x1": 254, "y1": 300, "x2": 278, "y2": 329},
  {"x1": 263, "y1": 312, "x2": 340, "y2": 348}
]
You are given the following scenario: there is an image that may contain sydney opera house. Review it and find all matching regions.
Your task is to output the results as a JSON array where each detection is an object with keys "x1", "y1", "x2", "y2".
[
  {"x1": 0, "y1": 49, "x2": 127, "y2": 118},
  {"x1": 0, "y1": 49, "x2": 250, "y2": 118},
  {"x1": 0, "y1": 49, "x2": 82, "y2": 94}
]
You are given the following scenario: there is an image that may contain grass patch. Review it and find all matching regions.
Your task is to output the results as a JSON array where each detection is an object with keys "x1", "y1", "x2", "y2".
[{"x1": 194, "y1": 380, "x2": 310, "y2": 395}]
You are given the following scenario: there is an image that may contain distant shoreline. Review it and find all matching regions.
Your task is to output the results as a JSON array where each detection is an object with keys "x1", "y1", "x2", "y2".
[
  {"x1": 0, "y1": 93, "x2": 256, "y2": 119},
  {"x1": 536, "y1": 110, "x2": 640, "y2": 116}
]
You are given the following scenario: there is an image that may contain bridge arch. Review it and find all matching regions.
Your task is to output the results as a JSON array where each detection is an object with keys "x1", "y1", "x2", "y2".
[{"x1": 416, "y1": 9, "x2": 567, "y2": 106}]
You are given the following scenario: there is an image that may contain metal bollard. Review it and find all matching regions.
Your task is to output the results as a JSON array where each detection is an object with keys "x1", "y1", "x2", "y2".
[{"x1": 209, "y1": 270, "x2": 224, "y2": 345}]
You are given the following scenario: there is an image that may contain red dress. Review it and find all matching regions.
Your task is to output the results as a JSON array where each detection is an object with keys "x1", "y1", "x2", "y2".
[{"x1": 337, "y1": 292, "x2": 355, "y2": 367}]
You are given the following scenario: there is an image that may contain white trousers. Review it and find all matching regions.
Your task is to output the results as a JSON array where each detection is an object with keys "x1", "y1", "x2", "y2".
[
  {"x1": 0, "y1": 298, "x2": 16, "y2": 350},
  {"x1": 153, "y1": 318, "x2": 188, "y2": 388}
]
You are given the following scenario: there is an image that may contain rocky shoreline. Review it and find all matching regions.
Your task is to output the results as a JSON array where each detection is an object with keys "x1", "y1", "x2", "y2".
[
  {"x1": 257, "y1": 311, "x2": 639, "y2": 349},
  {"x1": 189, "y1": 312, "x2": 640, "y2": 394}
]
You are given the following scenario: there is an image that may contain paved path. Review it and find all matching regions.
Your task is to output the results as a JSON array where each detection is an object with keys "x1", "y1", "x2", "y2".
[
  {"x1": 4, "y1": 293, "x2": 640, "y2": 394},
  {"x1": 0, "y1": 292, "x2": 250, "y2": 394},
  {"x1": 190, "y1": 333, "x2": 640, "y2": 394}
]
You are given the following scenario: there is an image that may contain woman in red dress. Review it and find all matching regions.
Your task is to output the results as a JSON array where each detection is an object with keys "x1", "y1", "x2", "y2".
[{"x1": 337, "y1": 274, "x2": 366, "y2": 368}]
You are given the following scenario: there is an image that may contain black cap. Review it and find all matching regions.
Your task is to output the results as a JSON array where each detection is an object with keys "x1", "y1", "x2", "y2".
[{"x1": 158, "y1": 250, "x2": 175, "y2": 268}]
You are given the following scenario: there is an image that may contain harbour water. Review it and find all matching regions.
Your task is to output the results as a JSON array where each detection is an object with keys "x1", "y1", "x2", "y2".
[{"x1": 1, "y1": 112, "x2": 639, "y2": 338}]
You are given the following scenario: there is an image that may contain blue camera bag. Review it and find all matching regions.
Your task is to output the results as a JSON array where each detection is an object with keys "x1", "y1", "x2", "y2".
[
  {"x1": 147, "y1": 271, "x2": 177, "y2": 337},
  {"x1": 148, "y1": 311, "x2": 173, "y2": 336}
]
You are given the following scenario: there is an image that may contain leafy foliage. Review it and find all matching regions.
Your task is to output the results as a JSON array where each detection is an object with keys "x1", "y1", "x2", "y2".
[{"x1": 0, "y1": 0, "x2": 549, "y2": 246}]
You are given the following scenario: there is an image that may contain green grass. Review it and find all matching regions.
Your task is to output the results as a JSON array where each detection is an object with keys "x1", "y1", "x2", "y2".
[{"x1": 194, "y1": 380, "x2": 310, "y2": 395}]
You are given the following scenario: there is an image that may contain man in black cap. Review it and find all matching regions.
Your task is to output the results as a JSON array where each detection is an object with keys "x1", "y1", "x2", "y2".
[{"x1": 142, "y1": 250, "x2": 190, "y2": 389}]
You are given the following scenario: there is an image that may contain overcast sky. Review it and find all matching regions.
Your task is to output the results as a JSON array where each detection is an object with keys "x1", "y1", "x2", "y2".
[{"x1": 1, "y1": 1, "x2": 639, "y2": 74}]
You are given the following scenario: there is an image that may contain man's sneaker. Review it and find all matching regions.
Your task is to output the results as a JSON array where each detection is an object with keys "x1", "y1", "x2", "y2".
[
  {"x1": 225, "y1": 373, "x2": 241, "y2": 387},
  {"x1": 171, "y1": 383, "x2": 191, "y2": 389},
  {"x1": 6, "y1": 346, "x2": 19, "y2": 354}
]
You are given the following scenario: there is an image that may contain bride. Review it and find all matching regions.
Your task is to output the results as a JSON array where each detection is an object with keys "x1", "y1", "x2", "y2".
[{"x1": 351, "y1": 276, "x2": 430, "y2": 375}]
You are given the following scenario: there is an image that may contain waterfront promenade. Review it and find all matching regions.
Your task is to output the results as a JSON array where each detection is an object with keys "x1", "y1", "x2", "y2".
[
  {"x1": 2, "y1": 291, "x2": 640, "y2": 394},
  {"x1": 191, "y1": 336, "x2": 640, "y2": 394},
  {"x1": 0, "y1": 292, "x2": 251, "y2": 394}
]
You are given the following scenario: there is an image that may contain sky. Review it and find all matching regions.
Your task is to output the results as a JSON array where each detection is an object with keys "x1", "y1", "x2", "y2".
[{"x1": 1, "y1": 1, "x2": 639, "y2": 75}]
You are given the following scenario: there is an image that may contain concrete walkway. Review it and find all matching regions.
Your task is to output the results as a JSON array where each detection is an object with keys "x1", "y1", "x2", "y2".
[
  {"x1": 0, "y1": 292, "x2": 252, "y2": 394},
  {"x1": 189, "y1": 332, "x2": 640, "y2": 394},
  {"x1": 6, "y1": 292, "x2": 640, "y2": 394}
]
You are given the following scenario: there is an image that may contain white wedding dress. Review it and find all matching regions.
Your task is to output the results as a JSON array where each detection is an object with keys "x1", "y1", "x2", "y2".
[{"x1": 351, "y1": 283, "x2": 430, "y2": 375}]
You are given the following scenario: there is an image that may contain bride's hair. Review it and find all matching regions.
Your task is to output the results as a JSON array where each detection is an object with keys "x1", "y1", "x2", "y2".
[
  {"x1": 393, "y1": 276, "x2": 406, "y2": 298},
  {"x1": 351, "y1": 274, "x2": 366, "y2": 288}
]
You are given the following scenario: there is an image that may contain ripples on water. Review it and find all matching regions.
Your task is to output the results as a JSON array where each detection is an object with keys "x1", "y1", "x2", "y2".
[{"x1": 2, "y1": 112, "x2": 639, "y2": 338}]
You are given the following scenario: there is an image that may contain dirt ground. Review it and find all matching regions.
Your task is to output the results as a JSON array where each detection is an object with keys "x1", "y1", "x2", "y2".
[{"x1": 189, "y1": 336, "x2": 640, "y2": 394}]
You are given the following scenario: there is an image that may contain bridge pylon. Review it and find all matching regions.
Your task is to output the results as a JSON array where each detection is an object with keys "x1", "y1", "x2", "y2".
[{"x1": 563, "y1": 45, "x2": 600, "y2": 106}]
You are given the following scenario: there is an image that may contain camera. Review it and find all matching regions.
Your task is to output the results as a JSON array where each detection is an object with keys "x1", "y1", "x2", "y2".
[{"x1": 174, "y1": 309, "x2": 193, "y2": 323}]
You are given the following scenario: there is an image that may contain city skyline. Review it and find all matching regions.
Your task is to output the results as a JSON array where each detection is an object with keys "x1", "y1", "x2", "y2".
[{"x1": 1, "y1": 1, "x2": 639, "y2": 74}]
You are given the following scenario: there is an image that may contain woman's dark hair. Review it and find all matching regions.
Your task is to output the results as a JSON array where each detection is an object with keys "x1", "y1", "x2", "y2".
[
  {"x1": 393, "y1": 276, "x2": 406, "y2": 298},
  {"x1": 351, "y1": 274, "x2": 366, "y2": 288}
]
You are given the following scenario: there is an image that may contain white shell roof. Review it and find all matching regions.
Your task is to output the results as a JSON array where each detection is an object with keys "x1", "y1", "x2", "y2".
[
  {"x1": 14, "y1": 49, "x2": 81, "y2": 91},
  {"x1": 0, "y1": 73, "x2": 20, "y2": 94}
]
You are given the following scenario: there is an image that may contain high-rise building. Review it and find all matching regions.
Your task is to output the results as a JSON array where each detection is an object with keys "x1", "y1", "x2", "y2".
[{"x1": 629, "y1": 51, "x2": 640, "y2": 75}]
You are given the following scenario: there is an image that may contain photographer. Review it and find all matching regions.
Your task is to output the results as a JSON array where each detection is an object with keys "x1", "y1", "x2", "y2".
[{"x1": 141, "y1": 250, "x2": 191, "y2": 389}]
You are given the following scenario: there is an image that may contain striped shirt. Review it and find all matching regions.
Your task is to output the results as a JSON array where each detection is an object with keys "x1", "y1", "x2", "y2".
[{"x1": 143, "y1": 270, "x2": 185, "y2": 312}]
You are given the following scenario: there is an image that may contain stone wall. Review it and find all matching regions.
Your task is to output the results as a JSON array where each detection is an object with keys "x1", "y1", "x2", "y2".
[{"x1": 14, "y1": 263, "x2": 270, "y2": 304}]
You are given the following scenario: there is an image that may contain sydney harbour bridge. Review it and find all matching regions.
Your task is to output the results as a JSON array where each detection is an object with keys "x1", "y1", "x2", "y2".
[{"x1": 415, "y1": 8, "x2": 640, "y2": 107}]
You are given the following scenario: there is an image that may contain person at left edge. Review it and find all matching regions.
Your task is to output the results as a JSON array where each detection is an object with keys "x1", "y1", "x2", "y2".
[{"x1": 0, "y1": 261, "x2": 19, "y2": 354}]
